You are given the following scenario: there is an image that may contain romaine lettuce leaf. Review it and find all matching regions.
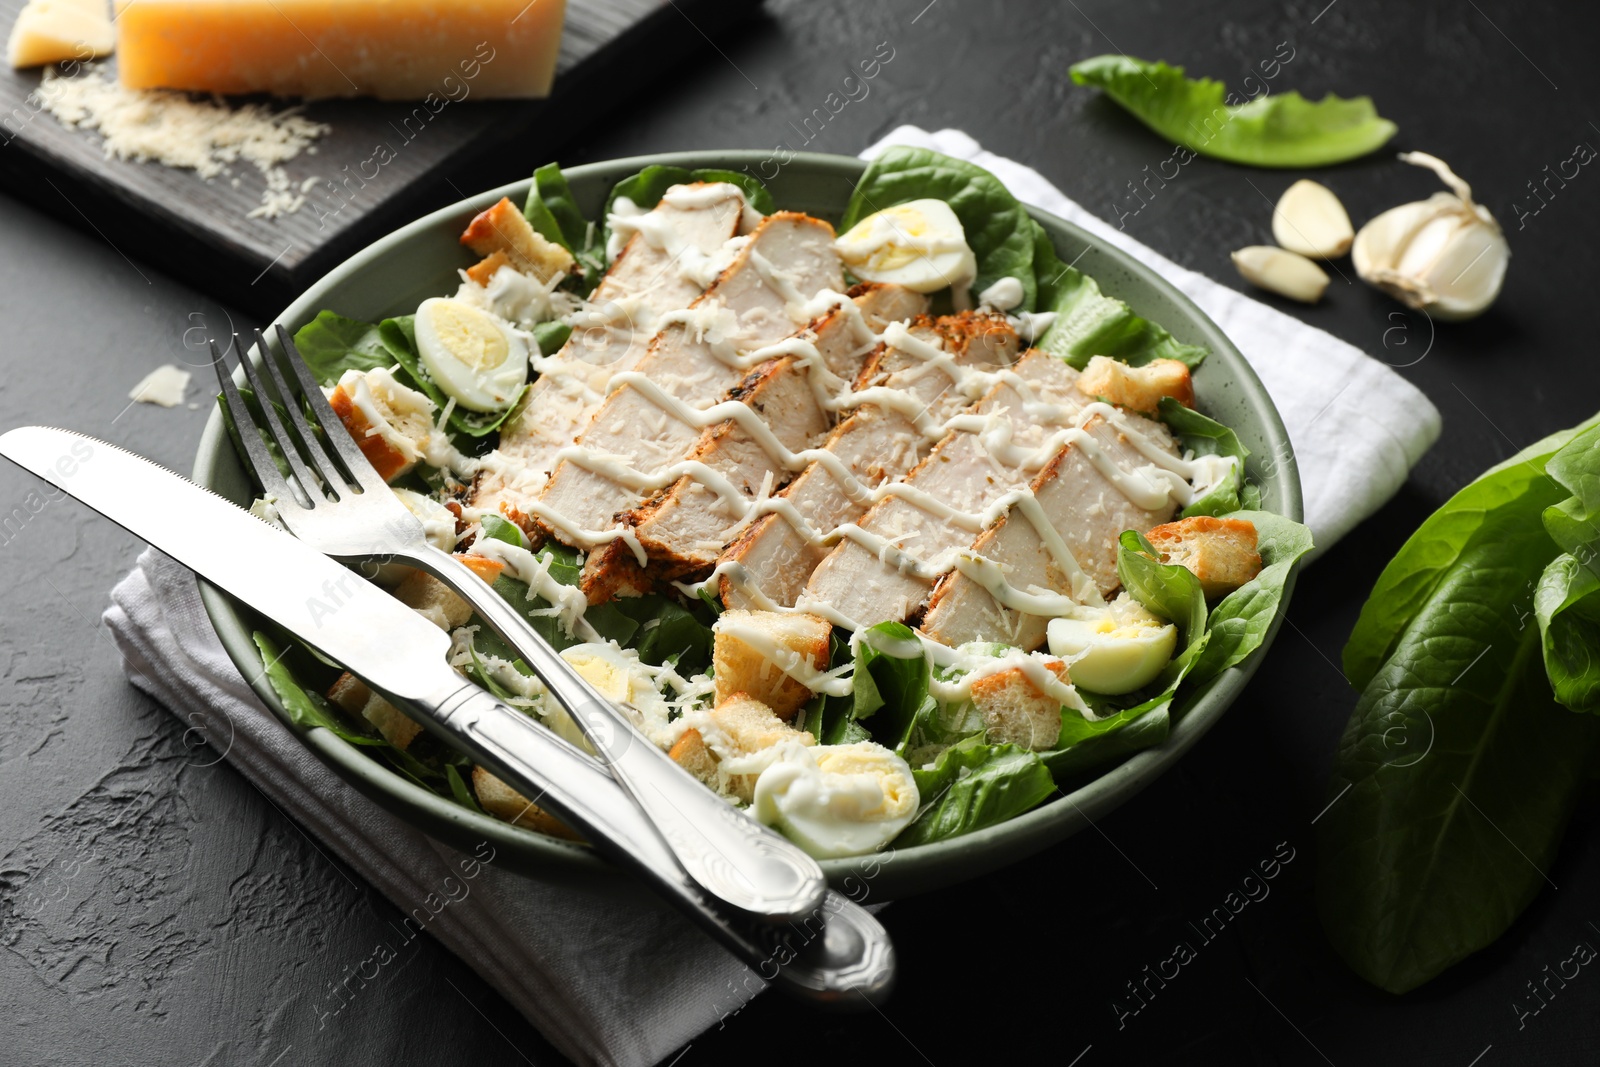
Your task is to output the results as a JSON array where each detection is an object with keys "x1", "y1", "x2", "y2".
[
  {"x1": 522, "y1": 163, "x2": 607, "y2": 294},
  {"x1": 1319, "y1": 530, "x2": 1600, "y2": 993},
  {"x1": 841, "y1": 146, "x2": 1040, "y2": 310},
  {"x1": 1534, "y1": 420, "x2": 1600, "y2": 712},
  {"x1": 374, "y1": 315, "x2": 525, "y2": 439},
  {"x1": 1157, "y1": 397, "x2": 1248, "y2": 517},
  {"x1": 1030, "y1": 220, "x2": 1207, "y2": 369},
  {"x1": 1344, "y1": 414, "x2": 1600, "y2": 689},
  {"x1": 291, "y1": 310, "x2": 396, "y2": 384},
  {"x1": 1534, "y1": 553, "x2": 1600, "y2": 712},
  {"x1": 895, "y1": 737, "x2": 1056, "y2": 846},
  {"x1": 1042, "y1": 696, "x2": 1171, "y2": 781},
  {"x1": 1187, "y1": 510, "x2": 1313, "y2": 683},
  {"x1": 1070, "y1": 55, "x2": 1397, "y2": 168}
]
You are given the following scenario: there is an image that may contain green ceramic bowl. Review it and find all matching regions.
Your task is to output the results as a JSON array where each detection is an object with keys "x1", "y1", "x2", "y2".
[{"x1": 195, "y1": 150, "x2": 1303, "y2": 900}]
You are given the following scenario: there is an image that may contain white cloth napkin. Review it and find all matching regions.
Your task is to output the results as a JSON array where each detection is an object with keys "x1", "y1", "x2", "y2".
[
  {"x1": 101, "y1": 130, "x2": 1440, "y2": 1067},
  {"x1": 862, "y1": 127, "x2": 1441, "y2": 552}
]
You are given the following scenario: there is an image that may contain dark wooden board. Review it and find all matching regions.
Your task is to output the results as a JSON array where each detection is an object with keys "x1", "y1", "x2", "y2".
[{"x1": 0, "y1": 0, "x2": 761, "y2": 315}]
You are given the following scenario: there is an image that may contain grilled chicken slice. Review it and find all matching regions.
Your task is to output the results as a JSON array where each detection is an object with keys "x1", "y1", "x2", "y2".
[
  {"x1": 535, "y1": 212, "x2": 844, "y2": 546},
  {"x1": 603, "y1": 285, "x2": 928, "y2": 584},
  {"x1": 801, "y1": 348, "x2": 1084, "y2": 627},
  {"x1": 718, "y1": 312, "x2": 1019, "y2": 611},
  {"x1": 471, "y1": 183, "x2": 748, "y2": 521},
  {"x1": 921, "y1": 411, "x2": 1180, "y2": 650}
]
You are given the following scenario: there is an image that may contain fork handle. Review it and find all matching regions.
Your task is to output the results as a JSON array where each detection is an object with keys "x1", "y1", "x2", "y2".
[
  {"x1": 408, "y1": 672, "x2": 894, "y2": 1007},
  {"x1": 404, "y1": 545, "x2": 829, "y2": 924}
]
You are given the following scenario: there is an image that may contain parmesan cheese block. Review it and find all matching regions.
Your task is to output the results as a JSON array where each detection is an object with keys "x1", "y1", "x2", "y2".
[
  {"x1": 113, "y1": 0, "x2": 568, "y2": 100},
  {"x1": 7, "y1": 0, "x2": 113, "y2": 68}
]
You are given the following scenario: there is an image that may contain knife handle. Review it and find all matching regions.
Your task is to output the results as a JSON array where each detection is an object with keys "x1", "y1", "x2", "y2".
[
  {"x1": 404, "y1": 545, "x2": 829, "y2": 924},
  {"x1": 413, "y1": 675, "x2": 895, "y2": 1007}
]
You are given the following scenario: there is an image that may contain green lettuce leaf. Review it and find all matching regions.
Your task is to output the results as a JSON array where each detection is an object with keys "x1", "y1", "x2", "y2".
[
  {"x1": 376, "y1": 315, "x2": 525, "y2": 439},
  {"x1": 1187, "y1": 510, "x2": 1313, "y2": 684},
  {"x1": 1042, "y1": 697, "x2": 1171, "y2": 781},
  {"x1": 532, "y1": 320, "x2": 572, "y2": 356},
  {"x1": 841, "y1": 146, "x2": 1040, "y2": 311},
  {"x1": 1533, "y1": 421, "x2": 1600, "y2": 712},
  {"x1": 1070, "y1": 55, "x2": 1397, "y2": 167},
  {"x1": 1344, "y1": 414, "x2": 1600, "y2": 689},
  {"x1": 1318, "y1": 532, "x2": 1600, "y2": 993},
  {"x1": 850, "y1": 622, "x2": 933, "y2": 750},
  {"x1": 523, "y1": 162, "x2": 590, "y2": 252},
  {"x1": 896, "y1": 738, "x2": 1056, "y2": 846},
  {"x1": 1117, "y1": 528, "x2": 1207, "y2": 645},
  {"x1": 1157, "y1": 397, "x2": 1248, "y2": 517},
  {"x1": 522, "y1": 163, "x2": 607, "y2": 294},
  {"x1": 1031, "y1": 221, "x2": 1207, "y2": 368},
  {"x1": 1534, "y1": 553, "x2": 1600, "y2": 712},
  {"x1": 291, "y1": 310, "x2": 396, "y2": 384}
]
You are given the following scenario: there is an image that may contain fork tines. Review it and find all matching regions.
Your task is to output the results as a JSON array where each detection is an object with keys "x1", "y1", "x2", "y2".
[{"x1": 211, "y1": 326, "x2": 389, "y2": 511}]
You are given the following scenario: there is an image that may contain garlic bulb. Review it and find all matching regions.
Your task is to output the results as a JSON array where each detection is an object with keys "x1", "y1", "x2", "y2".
[
  {"x1": 1272, "y1": 180, "x2": 1354, "y2": 259},
  {"x1": 1352, "y1": 152, "x2": 1510, "y2": 321},
  {"x1": 1231, "y1": 245, "x2": 1329, "y2": 304}
]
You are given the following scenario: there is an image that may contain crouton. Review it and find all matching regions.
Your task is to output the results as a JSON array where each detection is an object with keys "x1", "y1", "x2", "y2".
[
  {"x1": 460, "y1": 197, "x2": 574, "y2": 283},
  {"x1": 1146, "y1": 516, "x2": 1262, "y2": 598},
  {"x1": 470, "y1": 766, "x2": 581, "y2": 841},
  {"x1": 694, "y1": 693, "x2": 816, "y2": 803},
  {"x1": 464, "y1": 249, "x2": 513, "y2": 287},
  {"x1": 668, "y1": 727, "x2": 719, "y2": 788},
  {"x1": 328, "y1": 672, "x2": 423, "y2": 749},
  {"x1": 392, "y1": 554, "x2": 505, "y2": 630},
  {"x1": 1076, "y1": 355, "x2": 1195, "y2": 414},
  {"x1": 970, "y1": 660, "x2": 1069, "y2": 750},
  {"x1": 327, "y1": 367, "x2": 437, "y2": 483},
  {"x1": 712, "y1": 610, "x2": 831, "y2": 721}
]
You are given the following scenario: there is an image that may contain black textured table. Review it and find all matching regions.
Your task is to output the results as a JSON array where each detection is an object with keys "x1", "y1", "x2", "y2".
[{"x1": 3, "y1": 1, "x2": 1598, "y2": 1064}]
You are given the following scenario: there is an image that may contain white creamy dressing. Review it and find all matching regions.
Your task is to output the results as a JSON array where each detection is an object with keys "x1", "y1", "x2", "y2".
[
  {"x1": 606, "y1": 182, "x2": 758, "y2": 284},
  {"x1": 713, "y1": 616, "x2": 855, "y2": 698},
  {"x1": 392, "y1": 189, "x2": 1234, "y2": 763}
]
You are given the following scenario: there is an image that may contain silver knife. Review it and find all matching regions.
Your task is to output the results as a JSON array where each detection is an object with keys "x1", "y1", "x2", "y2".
[{"x1": 0, "y1": 425, "x2": 894, "y2": 1007}]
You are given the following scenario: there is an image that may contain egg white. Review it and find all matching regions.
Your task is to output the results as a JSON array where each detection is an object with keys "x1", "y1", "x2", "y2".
[
  {"x1": 752, "y1": 741, "x2": 919, "y2": 858},
  {"x1": 413, "y1": 297, "x2": 529, "y2": 413},
  {"x1": 1047, "y1": 593, "x2": 1177, "y2": 695},
  {"x1": 835, "y1": 198, "x2": 978, "y2": 295}
]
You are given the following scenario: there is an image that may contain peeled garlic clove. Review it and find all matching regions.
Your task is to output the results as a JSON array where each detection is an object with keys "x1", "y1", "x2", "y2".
[
  {"x1": 1352, "y1": 153, "x2": 1510, "y2": 321},
  {"x1": 1272, "y1": 180, "x2": 1354, "y2": 259},
  {"x1": 1231, "y1": 245, "x2": 1330, "y2": 304}
]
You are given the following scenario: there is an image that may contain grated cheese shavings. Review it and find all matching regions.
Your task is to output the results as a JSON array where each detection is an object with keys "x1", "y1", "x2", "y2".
[{"x1": 32, "y1": 65, "x2": 331, "y2": 220}]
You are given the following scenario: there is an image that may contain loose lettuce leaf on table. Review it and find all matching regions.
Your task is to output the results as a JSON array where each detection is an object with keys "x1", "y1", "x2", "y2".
[
  {"x1": 1534, "y1": 554, "x2": 1600, "y2": 712},
  {"x1": 1070, "y1": 55, "x2": 1397, "y2": 167},
  {"x1": 1534, "y1": 419, "x2": 1600, "y2": 711},
  {"x1": 1343, "y1": 414, "x2": 1600, "y2": 689},
  {"x1": 1321, "y1": 411, "x2": 1600, "y2": 993},
  {"x1": 1318, "y1": 537, "x2": 1600, "y2": 993}
]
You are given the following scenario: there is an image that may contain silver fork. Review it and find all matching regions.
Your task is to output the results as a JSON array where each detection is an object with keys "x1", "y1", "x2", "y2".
[{"x1": 212, "y1": 326, "x2": 827, "y2": 924}]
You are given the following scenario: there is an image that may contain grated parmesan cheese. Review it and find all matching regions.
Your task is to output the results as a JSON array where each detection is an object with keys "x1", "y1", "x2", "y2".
[
  {"x1": 32, "y1": 65, "x2": 330, "y2": 220},
  {"x1": 128, "y1": 363, "x2": 191, "y2": 407}
]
